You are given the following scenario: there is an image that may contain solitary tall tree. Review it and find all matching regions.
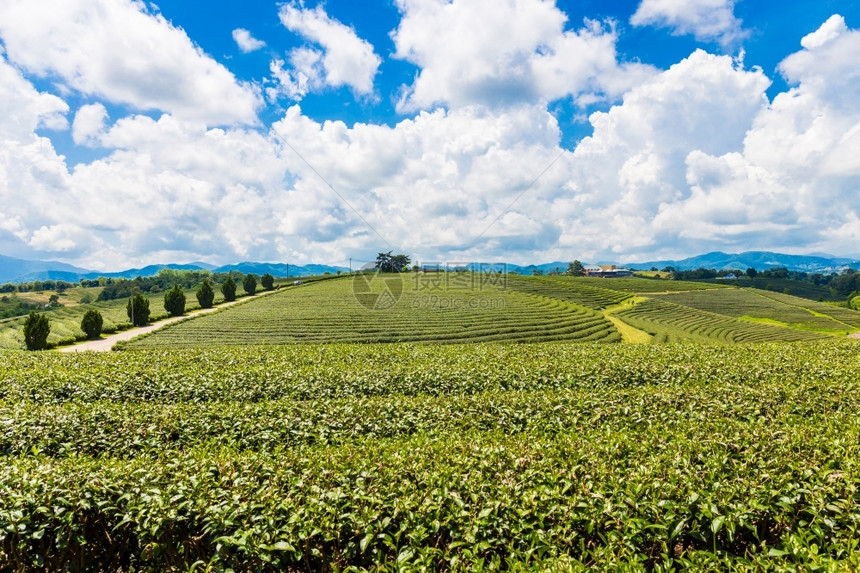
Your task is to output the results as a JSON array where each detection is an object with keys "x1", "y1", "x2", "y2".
[
  {"x1": 567, "y1": 260, "x2": 585, "y2": 276},
  {"x1": 126, "y1": 293, "x2": 150, "y2": 326},
  {"x1": 80, "y1": 309, "x2": 103, "y2": 340},
  {"x1": 261, "y1": 273, "x2": 275, "y2": 291},
  {"x1": 222, "y1": 277, "x2": 237, "y2": 302},
  {"x1": 375, "y1": 251, "x2": 411, "y2": 272},
  {"x1": 196, "y1": 280, "x2": 215, "y2": 309},
  {"x1": 163, "y1": 284, "x2": 186, "y2": 317},
  {"x1": 243, "y1": 274, "x2": 257, "y2": 296},
  {"x1": 23, "y1": 311, "x2": 50, "y2": 350}
]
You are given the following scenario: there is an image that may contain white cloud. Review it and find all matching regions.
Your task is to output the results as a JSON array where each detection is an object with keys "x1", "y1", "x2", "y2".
[
  {"x1": 391, "y1": 0, "x2": 656, "y2": 112},
  {"x1": 232, "y1": 28, "x2": 266, "y2": 53},
  {"x1": 269, "y1": 102, "x2": 570, "y2": 261},
  {"x1": 548, "y1": 49, "x2": 772, "y2": 259},
  {"x1": 778, "y1": 14, "x2": 860, "y2": 112},
  {"x1": 646, "y1": 17, "x2": 860, "y2": 257},
  {"x1": 800, "y1": 14, "x2": 847, "y2": 50},
  {"x1": 72, "y1": 104, "x2": 108, "y2": 146},
  {"x1": 2, "y1": 10, "x2": 859, "y2": 268},
  {"x1": 0, "y1": 54, "x2": 68, "y2": 139},
  {"x1": 270, "y1": 2, "x2": 381, "y2": 101},
  {"x1": 268, "y1": 49, "x2": 324, "y2": 102},
  {"x1": 28, "y1": 224, "x2": 80, "y2": 252},
  {"x1": 631, "y1": 0, "x2": 746, "y2": 46},
  {"x1": 0, "y1": 55, "x2": 75, "y2": 258},
  {"x1": 0, "y1": 0, "x2": 261, "y2": 125}
]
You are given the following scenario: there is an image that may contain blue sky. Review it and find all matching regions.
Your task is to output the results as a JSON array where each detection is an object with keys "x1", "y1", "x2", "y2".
[
  {"x1": 1, "y1": 0, "x2": 859, "y2": 270},
  {"x1": 145, "y1": 0, "x2": 858, "y2": 147}
]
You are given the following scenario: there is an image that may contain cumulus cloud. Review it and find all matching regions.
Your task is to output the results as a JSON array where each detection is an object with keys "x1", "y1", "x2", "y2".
[
  {"x1": 0, "y1": 0, "x2": 261, "y2": 125},
  {"x1": 391, "y1": 0, "x2": 655, "y2": 113},
  {"x1": 631, "y1": 0, "x2": 746, "y2": 46},
  {"x1": 647, "y1": 16, "x2": 860, "y2": 257},
  {"x1": 2, "y1": 7, "x2": 859, "y2": 268},
  {"x1": 0, "y1": 54, "x2": 68, "y2": 139},
  {"x1": 72, "y1": 104, "x2": 109, "y2": 146},
  {"x1": 269, "y1": 2, "x2": 381, "y2": 101},
  {"x1": 548, "y1": 49, "x2": 772, "y2": 259},
  {"x1": 232, "y1": 28, "x2": 266, "y2": 53},
  {"x1": 0, "y1": 55, "x2": 74, "y2": 258},
  {"x1": 270, "y1": 102, "x2": 576, "y2": 262},
  {"x1": 800, "y1": 14, "x2": 847, "y2": 50}
]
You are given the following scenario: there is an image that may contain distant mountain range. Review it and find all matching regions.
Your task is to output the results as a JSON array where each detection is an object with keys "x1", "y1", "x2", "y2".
[
  {"x1": 0, "y1": 255, "x2": 349, "y2": 284},
  {"x1": 0, "y1": 255, "x2": 92, "y2": 284},
  {"x1": 623, "y1": 251, "x2": 860, "y2": 273},
  {"x1": 460, "y1": 252, "x2": 860, "y2": 275},
  {"x1": 1, "y1": 251, "x2": 857, "y2": 284}
]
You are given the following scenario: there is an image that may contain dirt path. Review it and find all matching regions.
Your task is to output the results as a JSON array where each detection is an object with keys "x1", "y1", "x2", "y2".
[
  {"x1": 850, "y1": 332, "x2": 860, "y2": 339},
  {"x1": 602, "y1": 298, "x2": 652, "y2": 344},
  {"x1": 58, "y1": 290, "x2": 278, "y2": 353}
]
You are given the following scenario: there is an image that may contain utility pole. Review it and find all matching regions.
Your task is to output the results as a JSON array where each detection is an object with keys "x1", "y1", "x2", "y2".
[
  {"x1": 349, "y1": 257, "x2": 352, "y2": 273},
  {"x1": 129, "y1": 285, "x2": 135, "y2": 326}
]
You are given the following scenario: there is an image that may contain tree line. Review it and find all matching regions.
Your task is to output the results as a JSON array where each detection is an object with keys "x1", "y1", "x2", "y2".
[
  {"x1": 22, "y1": 272, "x2": 277, "y2": 351},
  {"x1": 0, "y1": 280, "x2": 75, "y2": 293},
  {"x1": 667, "y1": 266, "x2": 860, "y2": 296}
]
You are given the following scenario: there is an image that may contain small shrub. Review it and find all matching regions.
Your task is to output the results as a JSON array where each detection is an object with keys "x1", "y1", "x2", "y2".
[
  {"x1": 197, "y1": 280, "x2": 215, "y2": 309},
  {"x1": 163, "y1": 285, "x2": 186, "y2": 317},
  {"x1": 243, "y1": 274, "x2": 257, "y2": 296},
  {"x1": 222, "y1": 277, "x2": 237, "y2": 302},
  {"x1": 126, "y1": 293, "x2": 150, "y2": 326},
  {"x1": 23, "y1": 311, "x2": 50, "y2": 350},
  {"x1": 261, "y1": 273, "x2": 274, "y2": 291},
  {"x1": 81, "y1": 310, "x2": 103, "y2": 340}
]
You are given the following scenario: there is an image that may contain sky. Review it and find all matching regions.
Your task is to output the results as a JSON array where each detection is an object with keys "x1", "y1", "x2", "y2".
[{"x1": 0, "y1": 0, "x2": 859, "y2": 270}]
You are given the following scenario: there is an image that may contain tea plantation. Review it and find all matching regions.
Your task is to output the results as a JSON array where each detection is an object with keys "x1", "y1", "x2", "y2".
[
  {"x1": 123, "y1": 275, "x2": 860, "y2": 348},
  {"x1": 1, "y1": 342, "x2": 859, "y2": 570},
  {"x1": 2, "y1": 275, "x2": 860, "y2": 570},
  {"x1": 125, "y1": 275, "x2": 623, "y2": 347}
]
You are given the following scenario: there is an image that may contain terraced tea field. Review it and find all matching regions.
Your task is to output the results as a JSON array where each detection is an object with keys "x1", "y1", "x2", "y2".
[
  {"x1": 504, "y1": 275, "x2": 632, "y2": 309},
  {"x1": 572, "y1": 276, "x2": 732, "y2": 294},
  {"x1": 755, "y1": 290, "x2": 860, "y2": 328},
  {"x1": 613, "y1": 298, "x2": 831, "y2": 343},
  {"x1": 123, "y1": 274, "x2": 858, "y2": 349},
  {"x1": 701, "y1": 277, "x2": 841, "y2": 301},
  {"x1": 650, "y1": 288, "x2": 854, "y2": 333},
  {"x1": 126, "y1": 275, "x2": 622, "y2": 347},
  {"x1": 2, "y1": 342, "x2": 859, "y2": 570}
]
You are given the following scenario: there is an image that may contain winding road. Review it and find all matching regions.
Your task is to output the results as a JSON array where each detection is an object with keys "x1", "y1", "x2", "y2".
[{"x1": 57, "y1": 289, "x2": 278, "y2": 352}]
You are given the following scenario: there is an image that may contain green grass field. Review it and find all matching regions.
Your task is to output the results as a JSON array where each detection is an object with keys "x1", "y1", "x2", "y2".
[{"x1": 2, "y1": 341, "x2": 859, "y2": 570}]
